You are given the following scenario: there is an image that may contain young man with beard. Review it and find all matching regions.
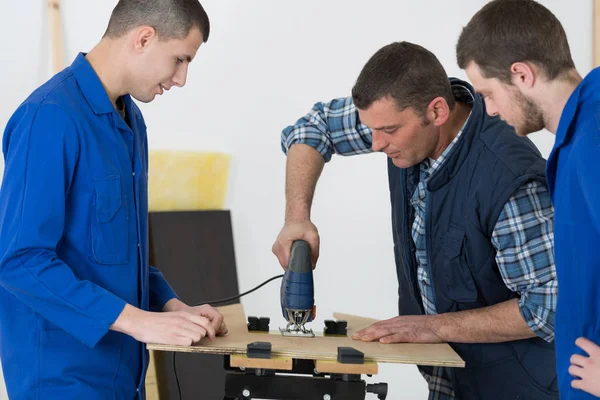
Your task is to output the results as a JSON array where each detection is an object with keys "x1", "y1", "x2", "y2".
[
  {"x1": 0, "y1": 1, "x2": 226, "y2": 399},
  {"x1": 273, "y1": 40, "x2": 559, "y2": 399},
  {"x1": 457, "y1": 0, "x2": 600, "y2": 398}
]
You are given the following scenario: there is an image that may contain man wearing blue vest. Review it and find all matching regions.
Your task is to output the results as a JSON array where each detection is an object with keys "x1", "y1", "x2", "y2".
[
  {"x1": 272, "y1": 41, "x2": 558, "y2": 399},
  {"x1": 457, "y1": 0, "x2": 600, "y2": 398},
  {"x1": 0, "y1": 1, "x2": 227, "y2": 399}
]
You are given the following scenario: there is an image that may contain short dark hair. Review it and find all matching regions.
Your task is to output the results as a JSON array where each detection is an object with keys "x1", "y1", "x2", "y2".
[
  {"x1": 104, "y1": 0, "x2": 210, "y2": 42},
  {"x1": 456, "y1": 0, "x2": 574, "y2": 83},
  {"x1": 351, "y1": 41, "x2": 455, "y2": 116}
]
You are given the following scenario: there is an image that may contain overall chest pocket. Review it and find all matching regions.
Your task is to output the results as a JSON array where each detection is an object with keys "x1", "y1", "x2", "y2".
[
  {"x1": 91, "y1": 175, "x2": 129, "y2": 264},
  {"x1": 443, "y1": 227, "x2": 479, "y2": 304}
]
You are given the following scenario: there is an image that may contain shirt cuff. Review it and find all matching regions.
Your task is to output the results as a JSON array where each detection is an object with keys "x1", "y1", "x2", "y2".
[
  {"x1": 149, "y1": 270, "x2": 179, "y2": 312},
  {"x1": 73, "y1": 294, "x2": 127, "y2": 348},
  {"x1": 518, "y1": 296, "x2": 555, "y2": 342}
]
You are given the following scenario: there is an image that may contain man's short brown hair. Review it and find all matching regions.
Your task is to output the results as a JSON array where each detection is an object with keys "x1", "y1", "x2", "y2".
[
  {"x1": 352, "y1": 41, "x2": 455, "y2": 115},
  {"x1": 104, "y1": 0, "x2": 210, "y2": 42},
  {"x1": 456, "y1": 0, "x2": 575, "y2": 83}
]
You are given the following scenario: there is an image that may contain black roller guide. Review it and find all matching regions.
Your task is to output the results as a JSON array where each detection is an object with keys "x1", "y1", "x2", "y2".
[
  {"x1": 247, "y1": 341, "x2": 272, "y2": 359},
  {"x1": 324, "y1": 319, "x2": 348, "y2": 336},
  {"x1": 247, "y1": 316, "x2": 270, "y2": 332},
  {"x1": 337, "y1": 347, "x2": 364, "y2": 365},
  {"x1": 258, "y1": 317, "x2": 270, "y2": 332}
]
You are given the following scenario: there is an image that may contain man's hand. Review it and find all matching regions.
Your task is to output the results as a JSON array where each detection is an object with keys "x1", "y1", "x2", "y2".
[
  {"x1": 570, "y1": 337, "x2": 600, "y2": 396},
  {"x1": 352, "y1": 300, "x2": 536, "y2": 344},
  {"x1": 352, "y1": 315, "x2": 444, "y2": 344},
  {"x1": 110, "y1": 303, "x2": 218, "y2": 346},
  {"x1": 272, "y1": 220, "x2": 319, "y2": 269},
  {"x1": 163, "y1": 298, "x2": 228, "y2": 336}
]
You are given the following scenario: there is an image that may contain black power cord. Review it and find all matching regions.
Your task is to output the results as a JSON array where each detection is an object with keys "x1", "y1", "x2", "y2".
[
  {"x1": 196, "y1": 274, "x2": 284, "y2": 307},
  {"x1": 171, "y1": 274, "x2": 284, "y2": 400}
]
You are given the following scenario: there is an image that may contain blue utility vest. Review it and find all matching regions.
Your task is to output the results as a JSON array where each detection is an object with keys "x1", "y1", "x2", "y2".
[{"x1": 387, "y1": 79, "x2": 558, "y2": 399}]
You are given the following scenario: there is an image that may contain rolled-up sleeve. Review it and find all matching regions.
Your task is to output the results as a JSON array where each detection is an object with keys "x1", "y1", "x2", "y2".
[
  {"x1": 281, "y1": 97, "x2": 374, "y2": 162},
  {"x1": 491, "y1": 181, "x2": 557, "y2": 342}
]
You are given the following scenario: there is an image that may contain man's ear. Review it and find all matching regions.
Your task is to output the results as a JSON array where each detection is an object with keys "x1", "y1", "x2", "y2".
[
  {"x1": 132, "y1": 26, "x2": 157, "y2": 53},
  {"x1": 510, "y1": 62, "x2": 537, "y2": 90},
  {"x1": 428, "y1": 97, "x2": 450, "y2": 127}
]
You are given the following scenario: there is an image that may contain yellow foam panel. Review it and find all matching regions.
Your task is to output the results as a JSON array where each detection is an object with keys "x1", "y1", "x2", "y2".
[{"x1": 147, "y1": 150, "x2": 230, "y2": 212}]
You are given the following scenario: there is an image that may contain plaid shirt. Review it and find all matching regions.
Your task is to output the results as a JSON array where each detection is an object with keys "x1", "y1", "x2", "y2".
[{"x1": 281, "y1": 84, "x2": 557, "y2": 400}]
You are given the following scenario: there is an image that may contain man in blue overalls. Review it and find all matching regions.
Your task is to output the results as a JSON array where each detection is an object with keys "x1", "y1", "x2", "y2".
[
  {"x1": 457, "y1": 0, "x2": 600, "y2": 398},
  {"x1": 0, "y1": 1, "x2": 226, "y2": 399}
]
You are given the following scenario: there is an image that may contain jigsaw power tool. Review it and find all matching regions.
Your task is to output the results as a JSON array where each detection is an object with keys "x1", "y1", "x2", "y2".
[{"x1": 279, "y1": 240, "x2": 316, "y2": 337}]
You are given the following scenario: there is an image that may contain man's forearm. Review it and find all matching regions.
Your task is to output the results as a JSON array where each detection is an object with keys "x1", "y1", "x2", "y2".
[
  {"x1": 285, "y1": 144, "x2": 325, "y2": 222},
  {"x1": 435, "y1": 298, "x2": 536, "y2": 343}
]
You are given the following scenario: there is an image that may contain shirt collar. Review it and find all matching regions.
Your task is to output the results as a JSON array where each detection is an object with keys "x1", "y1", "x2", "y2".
[
  {"x1": 69, "y1": 52, "x2": 115, "y2": 115},
  {"x1": 554, "y1": 67, "x2": 600, "y2": 149},
  {"x1": 421, "y1": 107, "x2": 472, "y2": 182}
]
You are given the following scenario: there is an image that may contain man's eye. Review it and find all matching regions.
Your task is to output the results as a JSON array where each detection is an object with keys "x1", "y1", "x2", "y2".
[
  {"x1": 384, "y1": 128, "x2": 398, "y2": 134},
  {"x1": 175, "y1": 58, "x2": 184, "y2": 64}
]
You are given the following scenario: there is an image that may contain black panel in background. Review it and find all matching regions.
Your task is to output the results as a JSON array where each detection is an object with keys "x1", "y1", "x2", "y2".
[{"x1": 148, "y1": 210, "x2": 240, "y2": 400}]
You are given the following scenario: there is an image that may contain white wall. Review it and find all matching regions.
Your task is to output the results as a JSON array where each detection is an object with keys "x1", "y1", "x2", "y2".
[{"x1": 0, "y1": 1, "x2": 593, "y2": 399}]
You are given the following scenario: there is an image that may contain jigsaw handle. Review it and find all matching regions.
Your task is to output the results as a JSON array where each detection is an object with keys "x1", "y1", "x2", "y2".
[
  {"x1": 280, "y1": 240, "x2": 315, "y2": 321},
  {"x1": 288, "y1": 240, "x2": 312, "y2": 274}
]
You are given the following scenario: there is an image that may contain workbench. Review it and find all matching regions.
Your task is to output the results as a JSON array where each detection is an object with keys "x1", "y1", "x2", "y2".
[{"x1": 148, "y1": 304, "x2": 464, "y2": 399}]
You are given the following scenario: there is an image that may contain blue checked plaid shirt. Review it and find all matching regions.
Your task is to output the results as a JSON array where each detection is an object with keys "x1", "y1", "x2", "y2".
[{"x1": 281, "y1": 84, "x2": 557, "y2": 400}]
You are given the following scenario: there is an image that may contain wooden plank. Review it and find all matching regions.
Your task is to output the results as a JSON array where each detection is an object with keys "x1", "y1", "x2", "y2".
[
  {"x1": 595, "y1": 0, "x2": 600, "y2": 67},
  {"x1": 48, "y1": 0, "x2": 64, "y2": 74},
  {"x1": 314, "y1": 360, "x2": 378, "y2": 375},
  {"x1": 148, "y1": 304, "x2": 465, "y2": 368},
  {"x1": 144, "y1": 349, "x2": 160, "y2": 400},
  {"x1": 332, "y1": 312, "x2": 379, "y2": 336},
  {"x1": 230, "y1": 354, "x2": 293, "y2": 371}
]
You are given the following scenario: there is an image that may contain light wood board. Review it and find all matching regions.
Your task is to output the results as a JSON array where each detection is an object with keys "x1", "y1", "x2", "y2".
[
  {"x1": 48, "y1": 0, "x2": 64, "y2": 74},
  {"x1": 229, "y1": 354, "x2": 378, "y2": 374},
  {"x1": 333, "y1": 312, "x2": 381, "y2": 336},
  {"x1": 314, "y1": 359, "x2": 379, "y2": 375},
  {"x1": 147, "y1": 304, "x2": 464, "y2": 368},
  {"x1": 230, "y1": 354, "x2": 293, "y2": 370}
]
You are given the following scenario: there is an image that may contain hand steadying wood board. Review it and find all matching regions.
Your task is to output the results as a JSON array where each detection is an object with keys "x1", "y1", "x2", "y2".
[{"x1": 147, "y1": 303, "x2": 464, "y2": 368}]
